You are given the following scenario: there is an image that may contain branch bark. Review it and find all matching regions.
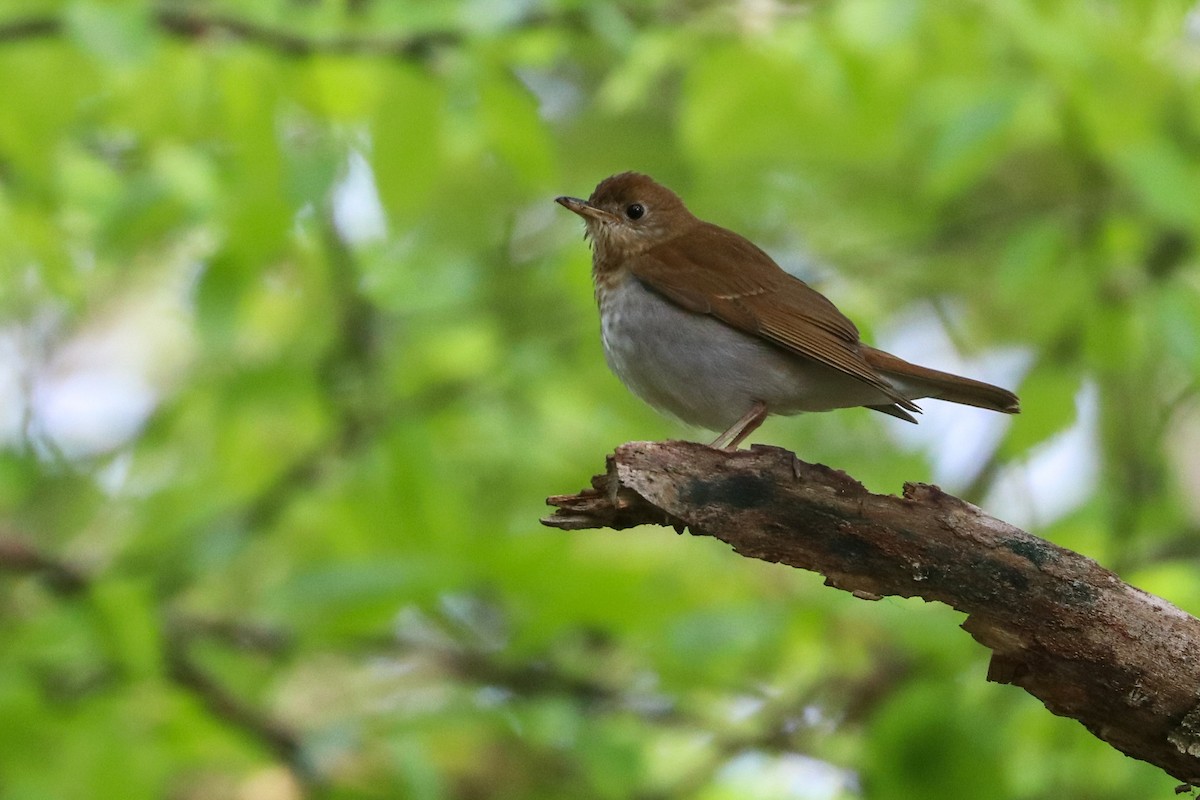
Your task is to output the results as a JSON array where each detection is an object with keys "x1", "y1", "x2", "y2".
[{"x1": 542, "y1": 441, "x2": 1200, "y2": 787}]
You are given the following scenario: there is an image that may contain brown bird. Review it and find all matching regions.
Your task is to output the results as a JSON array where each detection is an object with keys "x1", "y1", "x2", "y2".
[{"x1": 556, "y1": 172, "x2": 1020, "y2": 449}]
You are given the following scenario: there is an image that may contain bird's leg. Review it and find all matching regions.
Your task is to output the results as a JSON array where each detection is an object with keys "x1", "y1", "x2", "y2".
[{"x1": 709, "y1": 401, "x2": 768, "y2": 450}]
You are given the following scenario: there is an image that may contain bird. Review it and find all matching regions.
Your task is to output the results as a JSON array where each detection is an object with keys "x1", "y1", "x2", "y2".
[{"x1": 556, "y1": 172, "x2": 1020, "y2": 449}]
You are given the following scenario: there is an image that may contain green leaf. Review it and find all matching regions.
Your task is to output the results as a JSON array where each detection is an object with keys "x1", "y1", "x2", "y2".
[
  {"x1": 1116, "y1": 142, "x2": 1200, "y2": 229},
  {"x1": 372, "y1": 65, "x2": 444, "y2": 219},
  {"x1": 922, "y1": 92, "x2": 1017, "y2": 201},
  {"x1": 89, "y1": 579, "x2": 161, "y2": 680},
  {"x1": 999, "y1": 360, "x2": 1081, "y2": 458},
  {"x1": 65, "y1": 1, "x2": 153, "y2": 68}
]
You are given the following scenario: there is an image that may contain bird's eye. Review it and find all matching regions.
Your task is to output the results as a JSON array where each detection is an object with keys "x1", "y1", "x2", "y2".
[{"x1": 625, "y1": 203, "x2": 645, "y2": 220}]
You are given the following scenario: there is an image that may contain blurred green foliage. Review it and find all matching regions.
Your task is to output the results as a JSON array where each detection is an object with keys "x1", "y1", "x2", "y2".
[{"x1": 1, "y1": 1, "x2": 1199, "y2": 798}]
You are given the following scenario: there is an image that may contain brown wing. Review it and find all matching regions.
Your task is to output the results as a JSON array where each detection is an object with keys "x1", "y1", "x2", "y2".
[{"x1": 630, "y1": 222, "x2": 919, "y2": 412}]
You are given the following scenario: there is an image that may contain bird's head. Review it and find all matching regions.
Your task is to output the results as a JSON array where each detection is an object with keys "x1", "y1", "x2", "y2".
[{"x1": 556, "y1": 172, "x2": 694, "y2": 263}]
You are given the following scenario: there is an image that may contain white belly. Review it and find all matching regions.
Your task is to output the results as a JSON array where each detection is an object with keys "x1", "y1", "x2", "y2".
[{"x1": 598, "y1": 277, "x2": 894, "y2": 431}]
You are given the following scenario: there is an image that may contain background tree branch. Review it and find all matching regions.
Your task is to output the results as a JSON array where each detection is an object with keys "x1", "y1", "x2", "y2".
[
  {"x1": 0, "y1": 6, "x2": 587, "y2": 60},
  {"x1": 0, "y1": 534, "x2": 88, "y2": 595},
  {"x1": 543, "y1": 441, "x2": 1200, "y2": 787}
]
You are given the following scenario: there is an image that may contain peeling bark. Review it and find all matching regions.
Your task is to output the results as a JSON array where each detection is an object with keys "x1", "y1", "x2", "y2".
[{"x1": 542, "y1": 441, "x2": 1200, "y2": 786}]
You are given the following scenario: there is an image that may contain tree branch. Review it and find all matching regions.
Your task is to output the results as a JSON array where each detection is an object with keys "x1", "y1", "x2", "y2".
[
  {"x1": 164, "y1": 614, "x2": 303, "y2": 770},
  {"x1": 153, "y1": 7, "x2": 459, "y2": 60},
  {"x1": 0, "y1": 7, "x2": 586, "y2": 59},
  {"x1": 0, "y1": 10, "x2": 456, "y2": 58},
  {"x1": 543, "y1": 441, "x2": 1200, "y2": 787},
  {"x1": 0, "y1": 535, "x2": 88, "y2": 595},
  {"x1": 0, "y1": 16, "x2": 58, "y2": 43}
]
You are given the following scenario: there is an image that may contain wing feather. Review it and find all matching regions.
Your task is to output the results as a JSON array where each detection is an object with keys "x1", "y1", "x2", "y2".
[{"x1": 630, "y1": 223, "x2": 918, "y2": 412}]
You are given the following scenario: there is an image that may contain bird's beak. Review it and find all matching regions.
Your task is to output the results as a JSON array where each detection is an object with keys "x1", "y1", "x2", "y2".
[{"x1": 555, "y1": 196, "x2": 618, "y2": 223}]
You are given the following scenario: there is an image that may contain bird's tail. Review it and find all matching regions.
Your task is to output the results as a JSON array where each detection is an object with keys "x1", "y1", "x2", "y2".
[{"x1": 862, "y1": 346, "x2": 1020, "y2": 414}]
